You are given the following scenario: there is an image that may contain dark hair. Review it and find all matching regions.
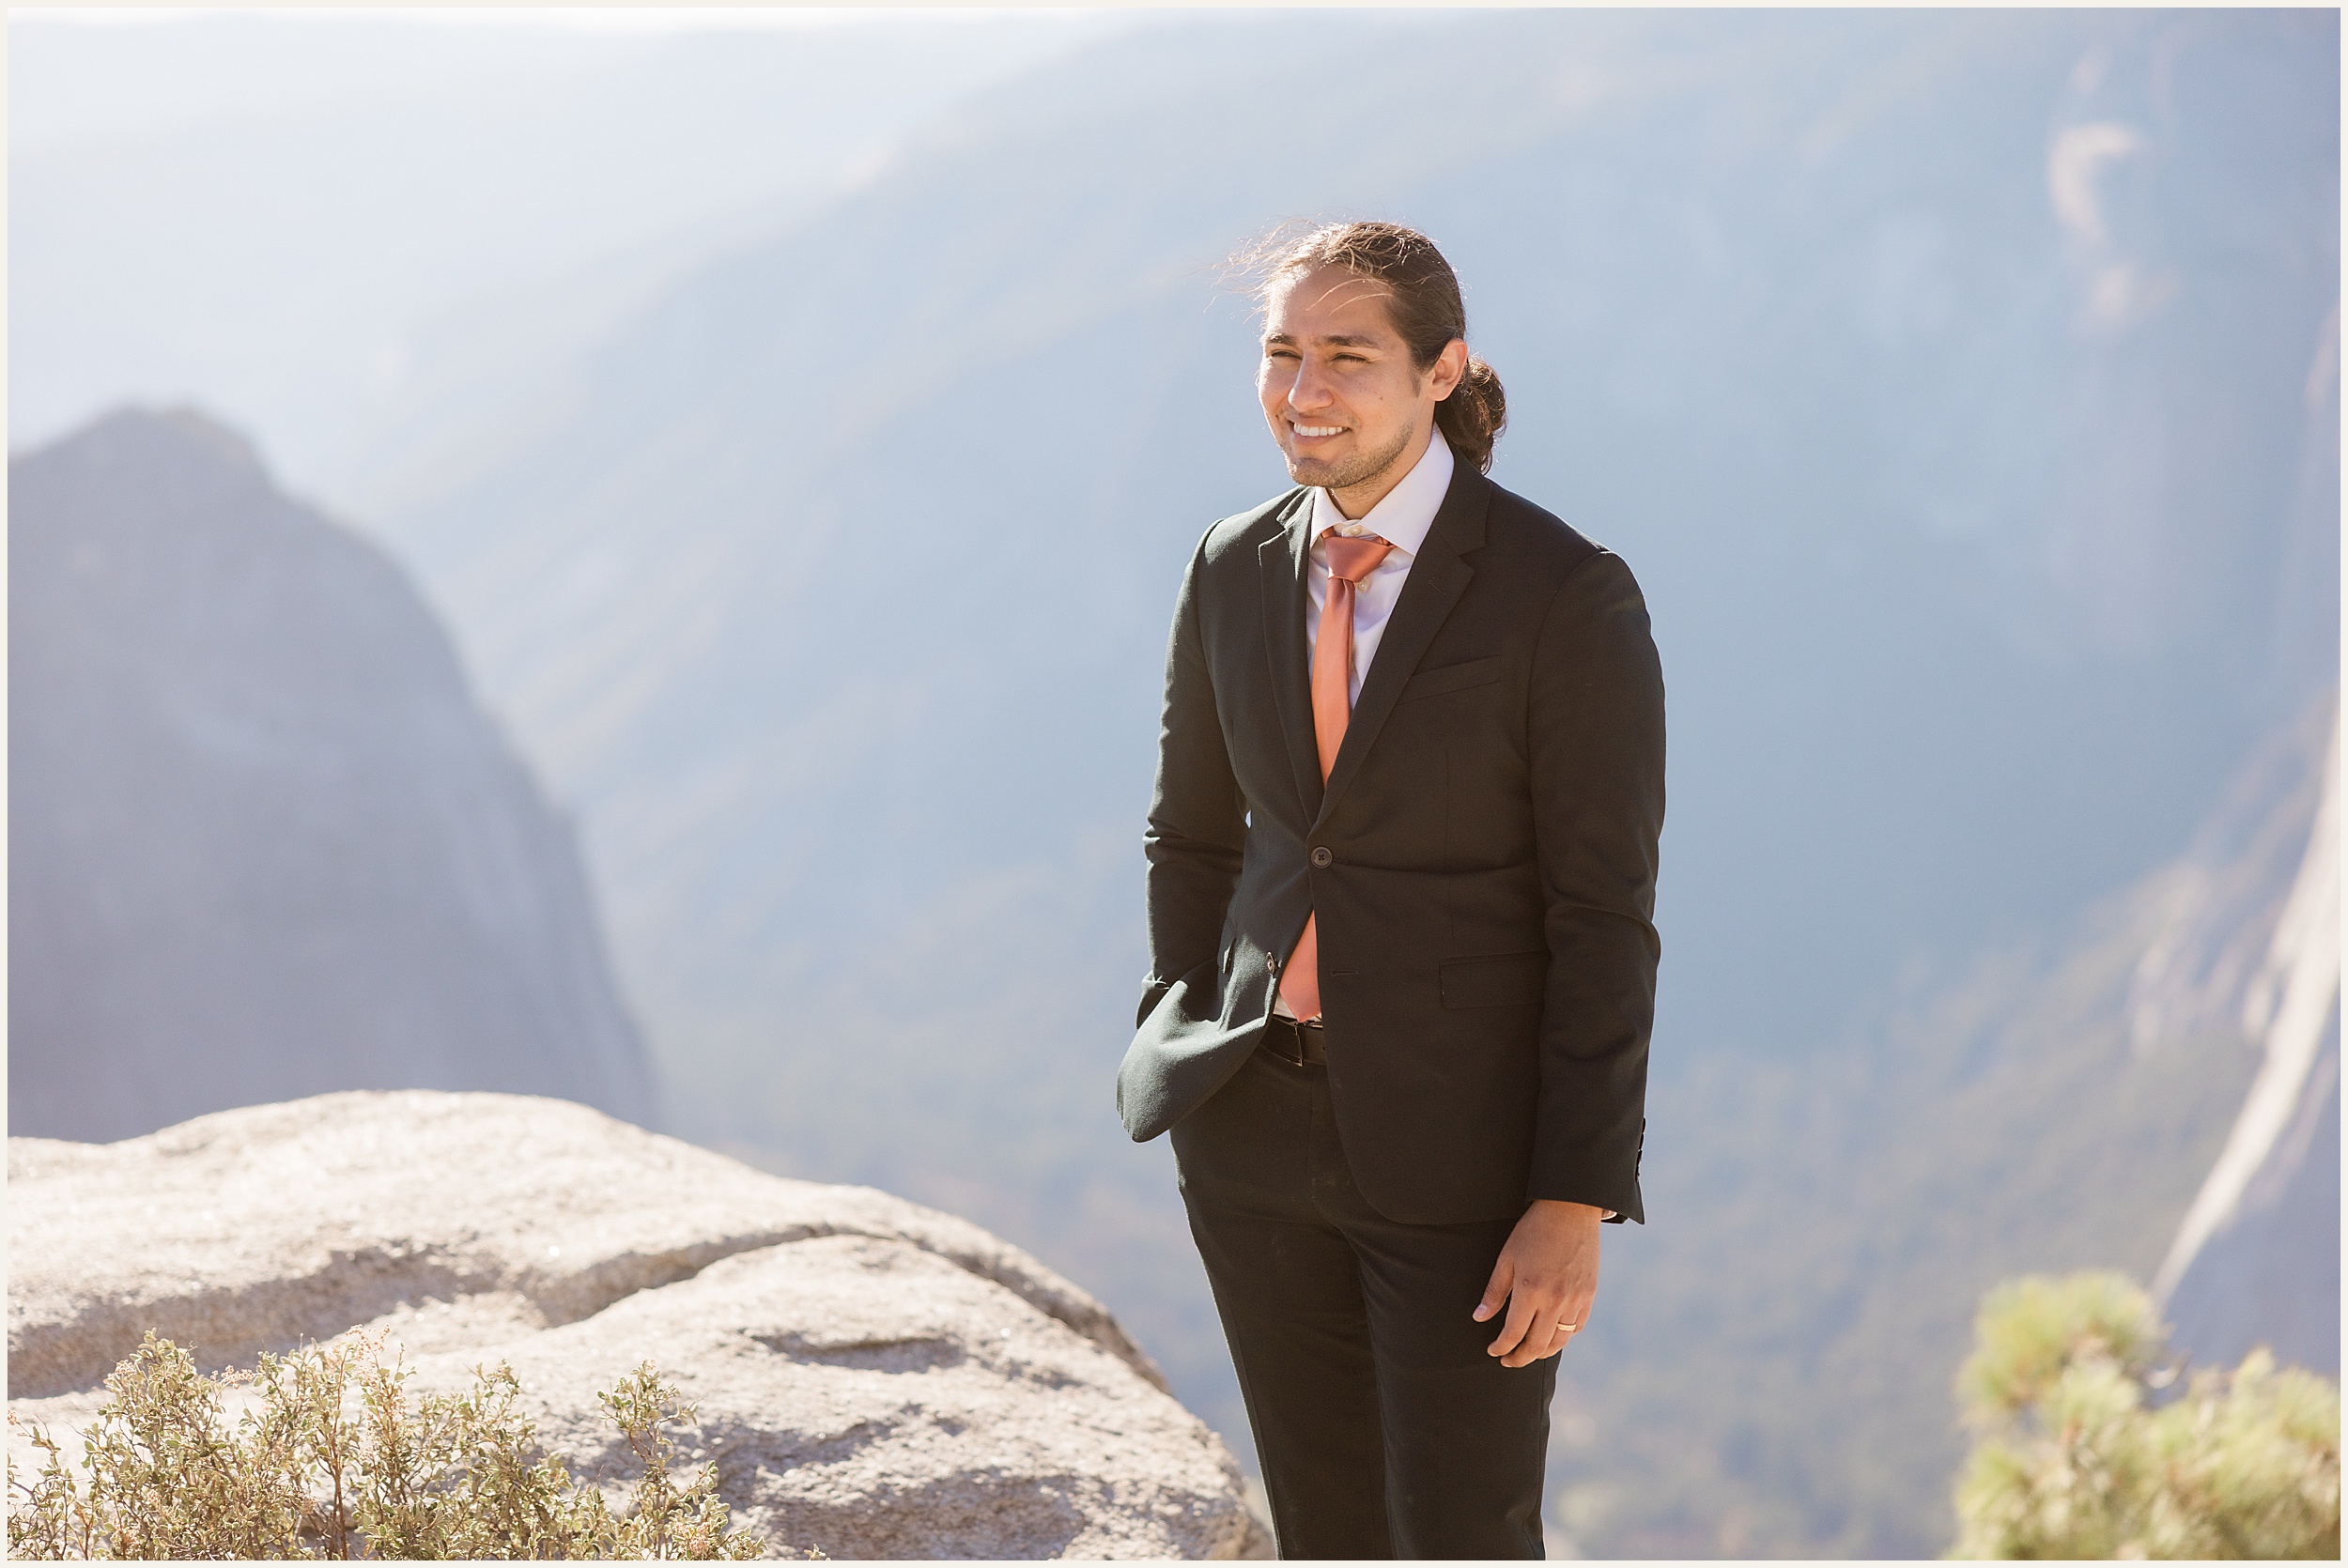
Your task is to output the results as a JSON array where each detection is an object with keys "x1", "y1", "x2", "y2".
[{"x1": 1235, "y1": 220, "x2": 1507, "y2": 473}]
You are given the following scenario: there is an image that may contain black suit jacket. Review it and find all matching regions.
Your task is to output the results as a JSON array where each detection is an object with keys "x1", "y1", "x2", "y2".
[{"x1": 1116, "y1": 458, "x2": 1665, "y2": 1225}]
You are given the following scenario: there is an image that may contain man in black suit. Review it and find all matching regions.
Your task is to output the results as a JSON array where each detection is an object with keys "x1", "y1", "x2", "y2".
[{"x1": 1117, "y1": 222, "x2": 1665, "y2": 1559}]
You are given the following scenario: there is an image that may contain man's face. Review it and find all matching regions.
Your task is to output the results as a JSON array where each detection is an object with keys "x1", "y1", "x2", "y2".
[{"x1": 1258, "y1": 263, "x2": 1450, "y2": 497}]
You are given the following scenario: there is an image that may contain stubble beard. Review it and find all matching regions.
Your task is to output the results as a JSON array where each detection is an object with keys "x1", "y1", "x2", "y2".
[{"x1": 1283, "y1": 420, "x2": 1417, "y2": 497}]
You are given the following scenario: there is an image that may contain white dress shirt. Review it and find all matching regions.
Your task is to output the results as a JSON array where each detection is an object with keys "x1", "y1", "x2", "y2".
[{"x1": 1303, "y1": 428, "x2": 1457, "y2": 708}]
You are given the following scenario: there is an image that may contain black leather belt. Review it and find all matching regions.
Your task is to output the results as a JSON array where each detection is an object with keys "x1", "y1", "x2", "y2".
[{"x1": 1260, "y1": 1013, "x2": 1327, "y2": 1067}]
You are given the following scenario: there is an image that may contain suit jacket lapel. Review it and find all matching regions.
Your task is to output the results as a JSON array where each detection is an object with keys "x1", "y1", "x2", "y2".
[
  {"x1": 1257, "y1": 490, "x2": 1322, "y2": 822},
  {"x1": 1315, "y1": 464, "x2": 1490, "y2": 832}
]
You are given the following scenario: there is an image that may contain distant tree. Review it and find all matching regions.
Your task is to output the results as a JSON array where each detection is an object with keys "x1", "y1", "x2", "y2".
[
  {"x1": 1948, "y1": 1271, "x2": 2339, "y2": 1560},
  {"x1": 7, "y1": 1331, "x2": 792, "y2": 1560}
]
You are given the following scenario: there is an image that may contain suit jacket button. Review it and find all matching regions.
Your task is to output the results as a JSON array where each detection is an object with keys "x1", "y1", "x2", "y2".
[{"x1": 1310, "y1": 846, "x2": 1334, "y2": 868}]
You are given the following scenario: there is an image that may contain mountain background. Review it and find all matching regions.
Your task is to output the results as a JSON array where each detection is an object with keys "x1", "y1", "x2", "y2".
[
  {"x1": 11, "y1": 8, "x2": 2337, "y2": 1557},
  {"x1": 9, "y1": 408, "x2": 658, "y2": 1142}
]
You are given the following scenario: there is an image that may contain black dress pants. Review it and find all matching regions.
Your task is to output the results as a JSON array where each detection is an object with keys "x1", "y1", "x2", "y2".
[{"x1": 1172, "y1": 1042, "x2": 1555, "y2": 1560}]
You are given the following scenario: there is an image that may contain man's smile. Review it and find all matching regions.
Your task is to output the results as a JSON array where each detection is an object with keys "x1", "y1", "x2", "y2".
[{"x1": 1290, "y1": 421, "x2": 1346, "y2": 439}]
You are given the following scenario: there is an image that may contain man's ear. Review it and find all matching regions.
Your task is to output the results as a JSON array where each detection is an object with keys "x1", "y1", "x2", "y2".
[{"x1": 1427, "y1": 338, "x2": 1470, "y2": 403}]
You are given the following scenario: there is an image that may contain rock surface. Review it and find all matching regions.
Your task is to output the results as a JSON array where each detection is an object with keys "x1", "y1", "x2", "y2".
[{"x1": 7, "y1": 1091, "x2": 1269, "y2": 1560}]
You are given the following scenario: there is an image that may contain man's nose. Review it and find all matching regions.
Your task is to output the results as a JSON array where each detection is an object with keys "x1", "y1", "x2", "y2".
[{"x1": 1287, "y1": 362, "x2": 1335, "y2": 411}]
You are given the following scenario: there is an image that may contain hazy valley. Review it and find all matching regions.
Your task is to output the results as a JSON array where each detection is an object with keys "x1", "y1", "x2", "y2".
[{"x1": 10, "y1": 9, "x2": 2336, "y2": 1556}]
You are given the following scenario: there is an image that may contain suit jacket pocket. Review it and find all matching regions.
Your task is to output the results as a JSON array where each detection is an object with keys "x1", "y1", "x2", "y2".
[
  {"x1": 1439, "y1": 950, "x2": 1547, "y2": 1009},
  {"x1": 1397, "y1": 653, "x2": 1502, "y2": 703}
]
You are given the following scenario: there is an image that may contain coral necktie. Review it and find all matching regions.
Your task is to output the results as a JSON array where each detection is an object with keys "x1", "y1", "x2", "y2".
[{"x1": 1278, "y1": 530, "x2": 1395, "y2": 1023}]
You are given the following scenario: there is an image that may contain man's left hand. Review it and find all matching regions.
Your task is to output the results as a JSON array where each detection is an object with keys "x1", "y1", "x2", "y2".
[{"x1": 1473, "y1": 1199, "x2": 1602, "y2": 1368}]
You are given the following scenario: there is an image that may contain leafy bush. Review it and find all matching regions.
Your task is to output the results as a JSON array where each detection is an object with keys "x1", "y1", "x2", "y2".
[
  {"x1": 1949, "y1": 1271, "x2": 2340, "y2": 1559},
  {"x1": 7, "y1": 1331, "x2": 794, "y2": 1560}
]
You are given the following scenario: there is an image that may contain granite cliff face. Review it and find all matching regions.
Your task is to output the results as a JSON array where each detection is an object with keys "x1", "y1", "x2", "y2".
[
  {"x1": 6, "y1": 1091, "x2": 1267, "y2": 1560},
  {"x1": 2153, "y1": 699, "x2": 2340, "y2": 1376},
  {"x1": 1550, "y1": 689, "x2": 2340, "y2": 1556},
  {"x1": 8, "y1": 408, "x2": 657, "y2": 1140}
]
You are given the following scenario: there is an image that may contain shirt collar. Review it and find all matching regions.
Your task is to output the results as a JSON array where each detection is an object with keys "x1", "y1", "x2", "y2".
[{"x1": 1308, "y1": 428, "x2": 1455, "y2": 558}]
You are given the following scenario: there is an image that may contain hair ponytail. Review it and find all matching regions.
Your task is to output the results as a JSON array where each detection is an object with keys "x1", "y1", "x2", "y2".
[
  {"x1": 1237, "y1": 219, "x2": 1509, "y2": 474},
  {"x1": 1437, "y1": 352, "x2": 1507, "y2": 475}
]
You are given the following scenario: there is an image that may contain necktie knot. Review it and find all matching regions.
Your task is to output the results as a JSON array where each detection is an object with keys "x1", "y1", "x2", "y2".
[{"x1": 1322, "y1": 532, "x2": 1394, "y2": 587}]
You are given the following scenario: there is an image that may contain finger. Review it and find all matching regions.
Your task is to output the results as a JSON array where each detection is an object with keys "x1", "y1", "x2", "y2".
[
  {"x1": 1501, "y1": 1316, "x2": 1551, "y2": 1366},
  {"x1": 1473, "y1": 1254, "x2": 1516, "y2": 1324},
  {"x1": 1488, "y1": 1286, "x2": 1541, "y2": 1360},
  {"x1": 1556, "y1": 1294, "x2": 1595, "y2": 1345},
  {"x1": 1507, "y1": 1303, "x2": 1574, "y2": 1368}
]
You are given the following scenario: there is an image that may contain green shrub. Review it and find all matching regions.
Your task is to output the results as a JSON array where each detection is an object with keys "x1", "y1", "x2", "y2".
[
  {"x1": 1948, "y1": 1271, "x2": 2340, "y2": 1560},
  {"x1": 7, "y1": 1331, "x2": 795, "y2": 1560}
]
